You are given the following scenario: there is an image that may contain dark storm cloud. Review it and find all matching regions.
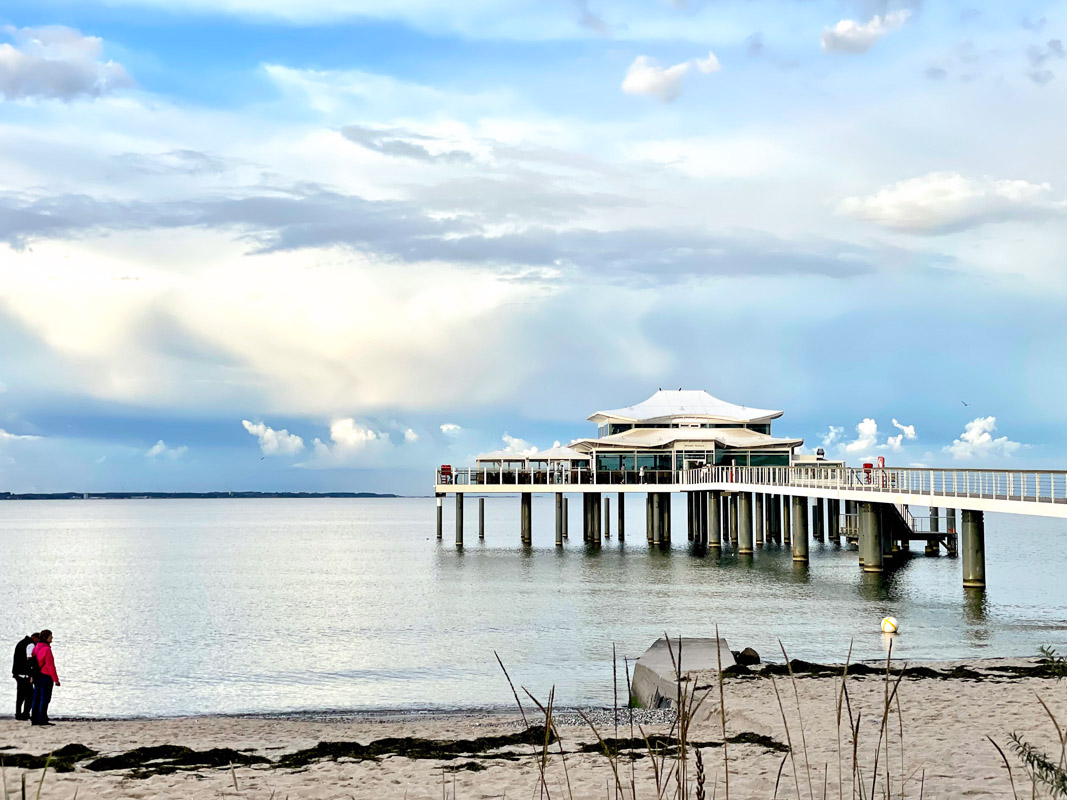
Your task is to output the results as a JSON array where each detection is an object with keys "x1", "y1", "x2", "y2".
[{"x1": 0, "y1": 186, "x2": 924, "y2": 283}]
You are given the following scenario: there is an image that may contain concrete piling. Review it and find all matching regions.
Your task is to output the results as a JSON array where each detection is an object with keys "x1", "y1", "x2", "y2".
[
  {"x1": 618, "y1": 492, "x2": 625, "y2": 540},
  {"x1": 755, "y1": 493, "x2": 765, "y2": 547},
  {"x1": 729, "y1": 494, "x2": 739, "y2": 546},
  {"x1": 646, "y1": 493, "x2": 653, "y2": 544},
  {"x1": 436, "y1": 496, "x2": 443, "y2": 540},
  {"x1": 709, "y1": 490, "x2": 722, "y2": 548},
  {"x1": 594, "y1": 493, "x2": 603, "y2": 544},
  {"x1": 648, "y1": 492, "x2": 657, "y2": 550},
  {"x1": 962, "y1": 509, "x2": 986, "y2": 588},
  {"x1": 859, "y1": 502, "x2": 882, "y2": 572},
  {"x1": 604, "y1": 496, "x2": 611, "y2": 540},
  {"x1": 738, "y1": 492, "x2": 754, "y2": 554},
  {"x1": 563, "y1": 497, "x2": 569, "y2": 539},
  {"x1": 687, "y1": 493, "x2": 695, "y2": 542},
  {"x1": 926, "y1": 506, "x2": 939, "y2": 556},
  {"x1": 456, "y1": 493, "x2": 464, "y2": 547},
  {"x1": 520, "y1": 492, "x2": 532, "y2": 545},
  {"x1": 479, "y1": 497, "x2": 485, "y2": 540},
  {"x1": 783, "y1": 496, "x2": 792, "y2": 546},
  {"x1": 791, "y1": 495, "x2": 808, "y2": 562},
  {"x1": 555, "y1": 494, "x2": 563, "y2": 547},
  {"x1": 812, "y1": 499, "x2": 824, "y2": 542}
]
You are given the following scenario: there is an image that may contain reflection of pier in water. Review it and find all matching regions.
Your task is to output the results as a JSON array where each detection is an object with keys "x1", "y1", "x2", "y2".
[{"x1": 434, "y1": 390, "x2": 1067, "y2": 590}]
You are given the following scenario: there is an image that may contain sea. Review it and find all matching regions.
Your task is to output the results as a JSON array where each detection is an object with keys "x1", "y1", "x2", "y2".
[{"x1": 2, "y1": 496, "x2": 1066, "y2": 719}]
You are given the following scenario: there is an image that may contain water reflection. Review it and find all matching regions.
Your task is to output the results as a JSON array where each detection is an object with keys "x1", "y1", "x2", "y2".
[{"x1": 2, "y1": 497, "x2": 1067, "y2": 717}]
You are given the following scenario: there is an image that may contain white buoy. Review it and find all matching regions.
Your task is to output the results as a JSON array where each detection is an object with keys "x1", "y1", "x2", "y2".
[{"x1": 881, "y1": 616, "x2": 899, "y2": 634}]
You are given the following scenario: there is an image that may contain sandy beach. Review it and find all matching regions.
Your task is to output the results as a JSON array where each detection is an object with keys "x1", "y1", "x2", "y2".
[{"x1": 2, "y1": 657, "x2": 1066, "y2": 799}]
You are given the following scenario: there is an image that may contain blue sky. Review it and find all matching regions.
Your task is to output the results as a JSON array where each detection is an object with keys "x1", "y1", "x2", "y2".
[{"x1": 0, "y1": 0, "x2": 1065, "y2": 494}]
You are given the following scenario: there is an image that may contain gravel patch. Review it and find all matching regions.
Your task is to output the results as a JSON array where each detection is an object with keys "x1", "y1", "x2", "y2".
[{"x1": 551, "y1": 708, "x2": 677, "y2": 728}]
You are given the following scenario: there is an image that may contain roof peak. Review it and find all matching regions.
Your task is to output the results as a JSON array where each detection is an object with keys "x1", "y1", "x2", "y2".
[{"x1": 588, "y1": 389, "x2": 783, "y2": 425}]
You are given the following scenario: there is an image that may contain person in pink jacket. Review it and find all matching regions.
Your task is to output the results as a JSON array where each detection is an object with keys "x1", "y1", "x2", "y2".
[{"x1": 30, "y1": 629, "x2": 59, "y2": 726}]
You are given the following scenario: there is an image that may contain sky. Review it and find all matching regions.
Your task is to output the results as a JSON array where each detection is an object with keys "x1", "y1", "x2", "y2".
[{"x1": 0, "y1": 0, "x2": 1065, "y2": 494}]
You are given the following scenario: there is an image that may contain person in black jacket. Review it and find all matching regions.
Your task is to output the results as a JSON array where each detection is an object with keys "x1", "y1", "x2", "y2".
[{"x1": 12, "y1": 633, "x2": 38, "y2": 721}]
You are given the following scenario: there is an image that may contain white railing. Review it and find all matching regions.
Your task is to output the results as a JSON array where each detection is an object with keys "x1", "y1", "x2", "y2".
[
  {"x1": 682, "y1": 465, "x2": 1067, "y2": 505},
  {"x1": 435, "y1": 464, "x2": 1067, "y2": 506}
]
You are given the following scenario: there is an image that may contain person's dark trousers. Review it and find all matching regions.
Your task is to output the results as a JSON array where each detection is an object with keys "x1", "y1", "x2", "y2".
[
  {"x1": 30, "y1": 675, "x2": 53, "y2": 725},
  {"x1": 15, "y1": 676, "x2": 33, "y2": 719}
]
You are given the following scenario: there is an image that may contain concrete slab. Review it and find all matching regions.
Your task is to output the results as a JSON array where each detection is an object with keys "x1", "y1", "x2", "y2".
[{"x1": 630, "y1": 637, "x2": 735, "y2": 712}]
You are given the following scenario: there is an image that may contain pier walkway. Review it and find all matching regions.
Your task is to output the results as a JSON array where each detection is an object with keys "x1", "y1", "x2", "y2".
[{"x1": 434, "y1": 464, "x2": 1067, "y2": 589}]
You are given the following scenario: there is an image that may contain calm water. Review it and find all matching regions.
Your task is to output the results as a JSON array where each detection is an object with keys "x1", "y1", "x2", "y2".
[{"x1": 2, "y1": 497, "x2": 1066, "y2": 718}]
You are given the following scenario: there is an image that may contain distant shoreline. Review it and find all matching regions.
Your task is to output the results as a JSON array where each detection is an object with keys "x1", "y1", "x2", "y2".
[{"x1": 0, "y1": 491, "x2": 402, "y2": 500}]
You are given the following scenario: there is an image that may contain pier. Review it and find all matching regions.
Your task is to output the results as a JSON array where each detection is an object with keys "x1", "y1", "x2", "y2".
[{"x1": 434, "y1": 390, "x2": 1067, "y2": 588}]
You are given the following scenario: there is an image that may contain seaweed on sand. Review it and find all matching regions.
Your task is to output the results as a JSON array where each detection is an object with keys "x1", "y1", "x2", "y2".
[
  {"x1": 85, "y1": 745, "x2": 270, "y2": 778},
  {"x1": 575, "y1": 731, "x2": 789, "y2": 758},
  {"x1": 0, "y1": 743, "x2": 96, "y2": 773},
  {"x1": 277, "y1": 725, "x2": 555, "y2": 769}
]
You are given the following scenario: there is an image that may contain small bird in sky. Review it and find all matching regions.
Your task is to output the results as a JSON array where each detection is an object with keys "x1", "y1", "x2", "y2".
[
  {"x1": 260, "y1": 456, "x2": 266, "y2": 460},
  {"x1": 961, "y1": 400, "x2": 969, "y2": 407}
]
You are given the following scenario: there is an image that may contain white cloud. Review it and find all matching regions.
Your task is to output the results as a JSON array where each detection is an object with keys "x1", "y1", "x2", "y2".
[
  {"x1": 404, "y1": 428, "x2": 419, "y2": 443},
  {"x1": 841, "y1": 172, "x2": 1064, "y2": 234},
  {"x1": 145, "y1": 439, "x2": 187, "y2": 459},
  {"x1": 821, "y1": 425, "x2": 844, "y2": 449},
  {"x1": 844, "y1": 418, "x2": 878, "y2": 453},
  {"x1": 885, "y1": 418, "x2": 917, "y2": 451},
  {"x1": 621, "y1": 50, "x2": 720, "y2": 103},
  {"x1": 241, "y1": 419, "x2": 304, "y2": 456},
  {"x1": 440, "y1": 423, "x2": 462, "y2": 435},
  {"x1": 0, "y1": 428, "x2": 40, "y2": 444},
  {"x1": 501, "y1": 431, "x2": 538, "y2": 456},
  {"x1": 304, "y1": 418, "x2": 391, "y2": 466},
  {"x1": 945, "y1": 416, "x2": 1024, "y2": 460},
  {"x1": 0, "y1": 25, "x2": 133, "y2": 101},
  {"x1": 820, "y1": 11, "x2": 911, "y2": 54}
]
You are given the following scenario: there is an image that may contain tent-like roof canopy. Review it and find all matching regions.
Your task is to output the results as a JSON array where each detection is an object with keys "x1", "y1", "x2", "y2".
[
  {"x1": 475, "y1": 450, "x2": 532, "y2": 463},
  {"x1": 527, "y1": 446, "x2": 590, "y2": 462},
  {"x1": 570, "y1": 427, "x2": 801, "y2": 452},
  {"x1": 588, "y1": 389, "x2": 783, "y2": 425}
]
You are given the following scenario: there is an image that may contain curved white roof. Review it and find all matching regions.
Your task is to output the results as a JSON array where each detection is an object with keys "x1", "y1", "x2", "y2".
[
  {"x1": 571, "y1": 427, "x2": 800, "y2": 451},
  {"x1": 527, "y1": 446, "x2": 590, "y2": 461},
  {"x1": 588, "y1": 390, "x2": 783, "y2": 425},
  {"x1": 475, "y1": 450, "x2": 532, "y2": 462}
]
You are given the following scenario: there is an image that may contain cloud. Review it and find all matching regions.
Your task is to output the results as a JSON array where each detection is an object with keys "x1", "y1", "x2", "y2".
[
  {"x1": 841, "y1": 172, "x2": 1064, "y2": 234},
  {"x1": 821, "y1": 425, "x2": 844, "y2": 449},
  {"x1": 0, "y1": 25, "x2": 133, "y2": 101},
  {"x1": 440, "y1": 423, "x2": 462, "y2": 435},
  {"x1": 0, "y1": 428, "x2": 40, "y2": 443},
  {"x1": 621, "y1": 51, "x2": 720, "y2": 103},
  {"x1": 820, "y1": 11, "x2": 911, "y2": 54},
  {"x1": 145, "y1": 439, "x2": 187, "y2": 459},
  {"x1": 305, "y1": 418, "x2": 391, "y2": 466},
  {"x1": 0, "y1": 186, "x2": 896, "y2": 281},
  {"x1": 944, "y1": 416, "x2": 1024, "y2": 459},
  {"x1": 844, "y1": 418, "x2": 879, "y2": 453},
  {"x1": 340, "y1": 125, "x2": 473, "y2": 163},
  {"x1": 925, "y1": 66, "x2": 947, "y2": 80},
  {"x1": 885, "y1": 418, "x2": 917, "y2": 451},
  {"x1": 404, "y1": 428, "x2": 419, "y2": 443},
  {"x1": 241, "y1": 419, "x2": 304, "y2": 455},
  {"x1": 573, "y1": 0, "x2": 609, "y2": 34},
  {"x1": 501, "y1": 432, "x2": 538, "y2": 456}
]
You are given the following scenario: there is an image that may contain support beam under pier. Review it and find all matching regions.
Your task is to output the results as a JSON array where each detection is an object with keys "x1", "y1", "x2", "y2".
[
  {"x1": 962, "y1": 509, "x2": 986, "y2": 588},
  {"x1": 859, "y1": 502, "x2": 882, "y2": 573},
  {"x1": 738, "y1": 491, "x2": 754, "y2": 554},
  {"x1": 520, "y1": 492, "x2": 532, "y2": 545},
  {"x1": 709, "y1": 490, "x2": 722, "y2": 548},
  {"x1": 555, "y1": 494, "x2": 563, "y2": 547},
  {"x1": 563, "y1": 497, "x2": 569, "y2": 539},
  {"x1": 791, "y1": 495, "x2": 808, "y2": 562},
  {"x1": 755, "y1": 493, "x2": 765, "y2": 548},
  {"x1": 618, "y1": 492, "x2": 625, "y2": 540},
  {"x1": 436, "y1": 496, "x2": 443, "y2": 540},
  {"x1": 479, "y1": 497, "x2": 485, "y2": 540},
  {"x1": 456, "y1": 493, "x2": 464, "y2": 547}
]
